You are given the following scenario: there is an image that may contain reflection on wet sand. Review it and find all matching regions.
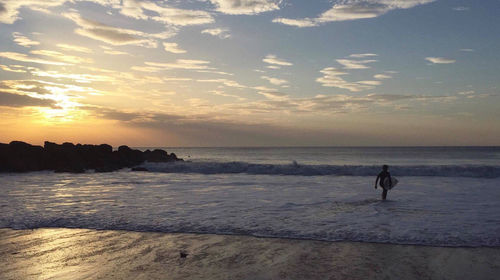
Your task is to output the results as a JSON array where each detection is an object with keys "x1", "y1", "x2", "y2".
[{"x1": 1, "y1": 228, "x2": 500, "y2": 280}]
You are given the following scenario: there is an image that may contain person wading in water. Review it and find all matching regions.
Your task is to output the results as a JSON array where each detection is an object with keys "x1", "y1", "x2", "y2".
[{"x1": 374, "y1": 165, "x2": 392, "y2": 200}]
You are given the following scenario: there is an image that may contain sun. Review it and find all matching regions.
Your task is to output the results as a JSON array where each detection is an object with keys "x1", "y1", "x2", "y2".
[{"x1": 36, "y1": 93, "x2": 86, "y2": 124}]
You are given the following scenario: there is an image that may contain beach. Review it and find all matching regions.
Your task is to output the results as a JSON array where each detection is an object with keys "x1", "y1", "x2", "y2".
[{"x1": 1, "y1": 228, "x2": 499, "y2": 280}]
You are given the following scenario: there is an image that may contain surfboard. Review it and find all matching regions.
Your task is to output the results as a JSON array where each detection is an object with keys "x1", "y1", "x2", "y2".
[{"x1": 383, "y1": 177, "x2": 398, "y2": 190}]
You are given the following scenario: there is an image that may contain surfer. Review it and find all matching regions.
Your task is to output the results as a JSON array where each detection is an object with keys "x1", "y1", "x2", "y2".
[{"x1": 375, "y1": 165, "x2": 391, "y2": 200}]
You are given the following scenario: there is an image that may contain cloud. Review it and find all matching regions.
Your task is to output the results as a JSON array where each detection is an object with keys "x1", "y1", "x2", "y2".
[
  {"x1": 374, "y1": 74, "x2": 392, "y2": 79},
  {"x1": 210, "y1": 90, "x2": 246, "y2": 100},
  {"x1": 0, "y1": 52, "x2": 70, "y2": 66},
  {"x1": 263, "y1": 54, "x2": 293, "y2": 66},
  {"x1": 453, "y1": 7, "x2": 469, "y2": 11},
  {"x1": 273, "y1": 0, "x2": 436, "y2": 27},
  {"x1": 272, "y1": 18, "x2": 316, "y2": 28},
  {"x1": 0, "y1": 91, "x2": 56, "y2": 108},
  {"x1": 30, "y1": 50, "x2": 93, "y2": 64},
  {"x1": 358, "y1": 80, "x2": 381, "y2": 85},
  {"x1": 198, "y1": 79, "x2": 246, "y2": 88},
  {"x1": 63, "y1": 12, "x2": 175, "y2": 48},
  {"x1": 425, "y1": 57, "x2": 456, "y2": 64},
  {"x1": 103, "y1": 50, "x2": 129, "y2": 55},
  {"x1": 196, "y1": 70, "x2": 234, "y2": 76},
  {"x1": 145, "y1": 59, "x2": 212, "y2": 70},
  {"x1": 12, "y1": 32, "x2": 40, "y2": 47},
  {"x1": 82, "y1": 0, "x2": 214, "y2": 26},
  {"x1": 0, "y1": 0, "x2": 65, "y2": 24},
  {"x1": 99, "y1": 45, "x2": 129, "y2": 55},
  {"x1": 0, "y1": 64, "x2": 27, "y2": 73},
  {"x1": 256, "y1": 90, "x2": 288, "y2": 101},
  {"x1": 163, "y1": 42, "x2": 187, "y2": 54},
  {"x1": 336, "y1": 59, "x2": 377, "y2": 69},
  {"x1": 30, "y1": 69, "x2": 113, "y2": 84},
  {"x1": 349, "y1": 53, "x2": 377, "y2": 58},
  {"x1": 125, "y1": 1, "x2": 214, "y2": 26},
  {"x1": 316, "y1": 67, "x2": 375, "y2": 92},
  {"x1": 208, "y1": 0, "x2": 281, "y2": 15},
  {"x1": 460, "y1": 49, "x2": 474, "y2": 52},
  {"x1": 261, "y1": 76, "x2": 288, "y2": 86},
  {"x1": 201, "y1": 28, "x2": 231, "y2": 39},
  {"x1": 56, "y1": 44, "x2": 92, "y2": 53}
]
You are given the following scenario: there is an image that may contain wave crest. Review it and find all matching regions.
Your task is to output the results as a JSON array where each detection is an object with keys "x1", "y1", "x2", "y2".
[{"x1": 141, "y1": 161, "x2": 500, "y2": 178}]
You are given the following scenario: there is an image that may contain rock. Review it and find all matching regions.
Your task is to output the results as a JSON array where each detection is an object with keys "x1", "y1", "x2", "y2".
[
  {"x1": 0, "y1": 141, "x2": 45, "y2": 172},
  {"x1": 0, "y1": 141, "x2": 182, "y2": 173}
]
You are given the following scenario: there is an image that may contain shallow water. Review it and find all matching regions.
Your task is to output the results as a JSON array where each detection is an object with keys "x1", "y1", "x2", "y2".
[{"x1": 1, "y1": 170, "x2": 499, "y2": 247}]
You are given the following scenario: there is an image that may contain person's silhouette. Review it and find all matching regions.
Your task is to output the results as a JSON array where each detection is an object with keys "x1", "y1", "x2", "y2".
[{"x1": 374, "y1": 165, "x2": 391, "y2": 200}]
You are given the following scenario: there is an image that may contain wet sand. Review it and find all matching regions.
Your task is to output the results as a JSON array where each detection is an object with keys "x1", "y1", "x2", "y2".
[{"x1": 1, "y1": 228, "x2": 499, "y2": 280}]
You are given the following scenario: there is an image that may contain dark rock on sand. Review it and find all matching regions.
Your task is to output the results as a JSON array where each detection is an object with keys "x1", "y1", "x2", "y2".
[{"x1": 0, "y1": 141, "x2": 182, "y2": 173}]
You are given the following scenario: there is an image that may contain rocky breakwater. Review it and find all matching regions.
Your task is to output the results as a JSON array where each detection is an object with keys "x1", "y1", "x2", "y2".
[{"x1": 0, "y1": 141, "x2": 181, "y2": 173}]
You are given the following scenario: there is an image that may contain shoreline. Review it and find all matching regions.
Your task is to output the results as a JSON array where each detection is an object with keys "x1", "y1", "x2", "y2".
[
  {"x1": 5, "y1": 226, "x2": 499, "y2": 249},
  {"x1": 2, "y1": 228, "x2": 499, "y2": 279}
]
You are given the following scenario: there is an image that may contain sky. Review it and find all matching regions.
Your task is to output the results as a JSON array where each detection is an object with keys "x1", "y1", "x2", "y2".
[{"x1": 0, "y1": 0, "x2": 499, "y2": 147}]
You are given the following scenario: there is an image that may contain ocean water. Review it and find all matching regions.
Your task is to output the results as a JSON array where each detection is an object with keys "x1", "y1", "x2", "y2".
[{"x1": 1, "y1": 147, "x2": 500, "y2": 247}]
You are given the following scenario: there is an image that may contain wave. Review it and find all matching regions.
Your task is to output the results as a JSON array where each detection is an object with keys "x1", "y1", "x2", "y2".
[
  {"x1": 6, "y1": 218, "x2": 499, "y2": 248},
  {"x1": 140, "y1": 161, "x2": 500, "y2": 178}
]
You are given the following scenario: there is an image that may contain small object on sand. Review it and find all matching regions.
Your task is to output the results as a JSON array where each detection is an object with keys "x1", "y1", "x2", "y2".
[{"x1": 180, "y1": 251, "x2": 188, "y2": 258}]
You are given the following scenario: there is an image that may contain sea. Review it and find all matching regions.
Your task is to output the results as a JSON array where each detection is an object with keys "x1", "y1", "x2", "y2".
[{"x1": 1, "y1": 147, "x2": 500, "y2": 247}]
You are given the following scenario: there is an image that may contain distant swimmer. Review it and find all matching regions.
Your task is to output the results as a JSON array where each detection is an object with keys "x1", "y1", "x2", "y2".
[{"x1": 374, "y1": 165, "x2": 392, "y2": 200}]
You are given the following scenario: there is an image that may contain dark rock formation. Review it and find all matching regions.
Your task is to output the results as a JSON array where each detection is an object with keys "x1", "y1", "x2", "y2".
[{"x1": 0, "y1": 141, "x2": 182, "y2": 173}]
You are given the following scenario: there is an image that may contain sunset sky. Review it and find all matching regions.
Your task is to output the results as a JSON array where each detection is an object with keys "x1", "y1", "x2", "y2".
[{"x1": 0, "y1": 0, "x2": 499, "y2": 146}]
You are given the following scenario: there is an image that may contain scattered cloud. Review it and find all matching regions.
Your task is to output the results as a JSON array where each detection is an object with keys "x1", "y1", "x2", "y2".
[
  {"x1": 273, "y1": 0, "x2": 436, "y2": 27},
  {"x1": 0, "y1": 52, "x2": 70, "y2": 66},
  {"x1": 30, "y1": 50, "x2": 93, "y2": 64},
  {"x1": 145, "y1": 59, "x2": 212, "y2": 70},
  {"x1": 336, "y1": 59, "x2": 377, "y2": 69},
  {"x1": 460, "y1": 48, "x2": 474, "y2": 52},
  {"x1": 201, "y1": 28, "x2": 231, "y2": 39},
  {"x1": 198, "y1": 79, "x2": 246, "y2": 88},
  {"x1": 263, "y1": 55, "x2": 293, "y2": 66},
  {"x1": 30, "y1": 69, "x2": 112, "y2": 84},
  {"x1": 272, "y1": 18, "x2": 316, "y2": 28},
  {"x1": 425, "y1": 57, "x2": 456, "y2": 64},
  {"x1": 82, "y1": 0, "x2": 214, "y2": 26},
  {"x1": 374, "y1": 74, "x2": 392, "y2": 79},
  {"x1": 0, "y1": 0, "x2": 65, "y2": 24},
  {"x1": 12, "y1": 32, "x2": 40, "y2": 47},
  {"x1": 0, "y1": 64, "x2": 27, "y2": 73},
  {"x1": 316, "y1": 67, "x2": 375, "y2": 92},
  {"x1": 261, "y1": 76, "x2": 289, "y2": 86},
  {"x1": 358, "y1": 80, "x2": 381, "y2": 85},
  {"x1": 56, "y1": 44, "x2": 92, "y2": 53},
  {"x1": 163, "y1": 42, "x2": 187, "y2": 54},
  {"x1": 256, "y1": 90, "x2": 288, "y2": 101},
  {"x1": 103, "y1": 50, "x2": 129, "y2": 55},
  {"x1": 63, "y1": 12, "x2": 175, "y2": 48},
  {"x1": 208, "y1": 0, "x2": 281, "y2": 15},
  {"x1": 0, "y1": 91, "x2": 56, "y2": 108},
  {"x1": 349, "y1": 53, "x2": 378, "y2": 58},
  {"x1": 453, "y1": 7, "x2": 469, "y2": 11},
  {"x1": 196, "y1": 70, "x2": 234, "y2": 76},
  {"x1": 210, "y1": 90, "x2": 246, "y2": 100}
]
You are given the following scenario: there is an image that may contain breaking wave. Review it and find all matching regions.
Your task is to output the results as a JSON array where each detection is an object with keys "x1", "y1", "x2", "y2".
[{"x1": 141, "y1": 161, "x2": 500, "y2": 178}]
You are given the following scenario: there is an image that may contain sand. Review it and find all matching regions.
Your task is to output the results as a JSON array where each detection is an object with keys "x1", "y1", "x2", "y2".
[{"x1": 1, "y1": 228, "x2": 499, "y2": 280}]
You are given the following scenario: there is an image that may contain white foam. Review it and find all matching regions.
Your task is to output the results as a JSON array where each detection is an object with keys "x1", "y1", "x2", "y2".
[
  {"x1": 141, "y1": 161, "x2": 500, "y2": 178},
  {"x1": 1, "y1": 171, "x2": 499, "y2": 247}
]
